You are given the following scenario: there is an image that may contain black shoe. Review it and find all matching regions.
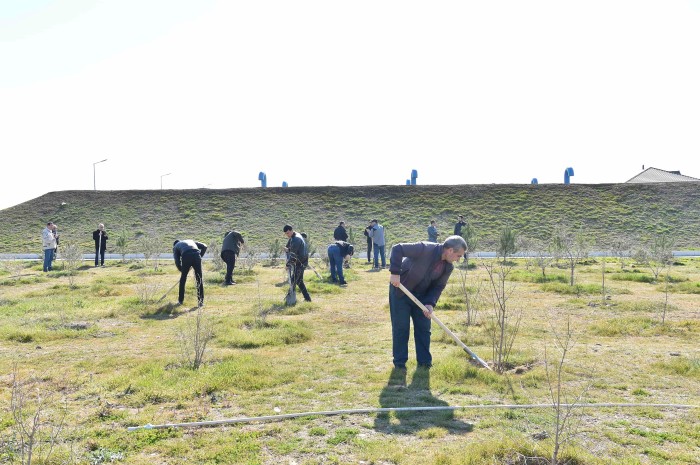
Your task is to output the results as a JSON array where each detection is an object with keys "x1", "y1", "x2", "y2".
[
  {"x1": 339, "y1": 281, "x2": 348, "y2": 286},
  {"x1": 304, "y1": 297, "x2": 312, "y2": 302}
]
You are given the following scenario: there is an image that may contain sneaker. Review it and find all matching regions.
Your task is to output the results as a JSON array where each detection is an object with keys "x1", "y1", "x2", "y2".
[
  {"x1": 339, "y1": 281, "x2": 348, "y2": 286},
  {"x1": 198, "y1": 301, "x2": 204, "y2": 307}
]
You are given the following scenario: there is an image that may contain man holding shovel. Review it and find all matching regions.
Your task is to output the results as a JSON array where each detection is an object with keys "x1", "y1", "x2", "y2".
[
  {"x1": 388, "y1": 235, "x2": 467, "y2": 369},
  {"x1": 221, "y1": 229, "x2": 245, "y2": 285},
  {"x1": 283, "y1": 225, "x2": 311, "y2": 302},
  {"x1": 173, "y1": 239, "x2": 207, "y2": 307}
]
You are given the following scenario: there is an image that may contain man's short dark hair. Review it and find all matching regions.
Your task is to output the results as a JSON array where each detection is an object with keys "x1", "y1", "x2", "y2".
[
  {"x1": 370, "y1": 219, "x2": 378, "y2": 224},
  {"x1": 173, "y1": 240, "x2": 180, "y2": 246},
  {"x1": 339, "y1": 221, "x2": 345, "y2": 226},
  {"x1": 458, "y1": 215, "x2": 464, "y2": 219},
  {"x1": 283, "y1": 225, "x2": 293, "y2": 232},
  {"x1": 47, "y1": 222, "x2": 53, "y2": 226}
]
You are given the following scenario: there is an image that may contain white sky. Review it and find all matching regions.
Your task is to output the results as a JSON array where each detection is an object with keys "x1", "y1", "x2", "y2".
[{"x1": 2, "y1": 0, "x2": 699, "y2": 210}]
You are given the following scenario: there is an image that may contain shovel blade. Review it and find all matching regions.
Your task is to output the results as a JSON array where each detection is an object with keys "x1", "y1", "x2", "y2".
[{"x1": 285, "y1": 290, "x2": 297, "y2": 306}]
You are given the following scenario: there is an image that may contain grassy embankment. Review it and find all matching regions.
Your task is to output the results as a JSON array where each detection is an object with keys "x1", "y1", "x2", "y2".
[{"x1": 0, "y1": 182, "x2": 699, "y2": 254}]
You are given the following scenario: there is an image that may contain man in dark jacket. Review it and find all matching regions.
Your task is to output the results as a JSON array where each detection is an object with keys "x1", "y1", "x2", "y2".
[
  {"x1": 333, "y1": 221, "x2": 348, "y2": 241},
  {"x1": 221, "y1": 230, "x2": 245, "y2": 285},
  {"x1": 327, "y1": 240, "x2": 354, "y2": 285},
  {"x1": 283, "y1": 225, "x2": 311, "y2": 302},
  {"x1": 173, "y1": 239, "x2": 207, "y2": 307},
  {"x1": 454, "y1": 215, "x2": 467, "y2": 236},
  {"x1": 93, "y1": 223, "x2": 108, "y2": 267},
  {"x1": 388, "y1": 235, "x2": 467, "y2": 369},
  {"x1": 363, "y1": 221, "x2": 373, "y2": 263}
]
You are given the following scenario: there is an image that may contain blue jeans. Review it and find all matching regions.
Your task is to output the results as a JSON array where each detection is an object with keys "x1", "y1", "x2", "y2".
[
  {"x1": 389, "y1": 285, "x2": 432, "y2": 367},
  {"x1": 43, "y1": 248, "x2": 54, "y2": 271},
  {"x1": 373, "y1": 244, "x2": 386, "y2": 268},
  {"x1": 327, "y1": 244, "x2": 345, "y2": 283}
]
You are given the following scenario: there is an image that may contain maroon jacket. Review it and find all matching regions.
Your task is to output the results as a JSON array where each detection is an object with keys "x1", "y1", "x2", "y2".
[{"x1": 389, "y1": 241, "x2": 454, "y2": 307}]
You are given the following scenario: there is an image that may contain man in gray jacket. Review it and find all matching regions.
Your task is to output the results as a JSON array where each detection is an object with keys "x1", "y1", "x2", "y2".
[
  {"x1": 283, "y1": 225, "x2": 311, "y2": 302},
  {"x1": 369, "y1": 219, "x2": 386, "y2": 270},
  {"x1": 388, "y1": 235, "x2": 467, "y2": 369},
  {"x1": 427, "y1": 220, "x2": 438, "y2": 242},
  {"x1": 221, "y1": 230, "x2": 245, "y2": 285}
]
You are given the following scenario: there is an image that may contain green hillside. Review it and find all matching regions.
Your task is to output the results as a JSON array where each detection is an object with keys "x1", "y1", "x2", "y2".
[{"x1": 1, "y1": 182, "x2": 699, "y2": 253}]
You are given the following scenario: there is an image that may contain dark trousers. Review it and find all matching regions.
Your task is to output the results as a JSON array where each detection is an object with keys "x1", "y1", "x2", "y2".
[
  {"x1": 366, "y1": 238, "x2": 373, "y2": 263},
  {"x1": 291, "y1": 264, "x2": 311, "y2": 301},
  {"x1": 389, "y1": 285, "x2": 432, "y2": 368},
  {"x1": 221, "y1": 250, "x2": 237, "y2": 283},
  {"x1": 179, "y1": 252, "x2": 204, "y2": 305},
  {"x1": 95, "y1": 247, "x2": 105, "y2": 266}
]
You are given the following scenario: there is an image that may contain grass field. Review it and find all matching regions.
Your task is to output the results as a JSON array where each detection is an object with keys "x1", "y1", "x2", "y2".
[{"x1": 1, "y1": 254, "x2": 698, "y2": 464}]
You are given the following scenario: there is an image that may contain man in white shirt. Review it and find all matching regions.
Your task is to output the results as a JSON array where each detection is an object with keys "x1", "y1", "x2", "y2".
[{"x1": 41, "y1": 222, "x2": 57, "y2": 272}]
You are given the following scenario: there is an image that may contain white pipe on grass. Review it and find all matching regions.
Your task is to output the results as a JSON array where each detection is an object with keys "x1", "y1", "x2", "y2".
[{"x1": 127, "y1": 403, "x2": 698, "y2": 431}]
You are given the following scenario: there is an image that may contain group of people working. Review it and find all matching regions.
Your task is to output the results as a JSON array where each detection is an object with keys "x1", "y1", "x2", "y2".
[{"x1": 41, "y1": 214, "x2": 469, "y2": 368}]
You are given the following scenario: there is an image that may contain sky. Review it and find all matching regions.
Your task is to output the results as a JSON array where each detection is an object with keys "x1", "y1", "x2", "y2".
[{"x1": 2, "y1": 0, "x2": 699, "y2": 210}]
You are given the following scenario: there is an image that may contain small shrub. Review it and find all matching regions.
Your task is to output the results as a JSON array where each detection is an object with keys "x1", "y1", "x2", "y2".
[
  {"x1": 134, "y1": 280, "x2": 161, "y2": 305},
  {"x1": 177, "y1": 306, "x2": 214, "y2": 370}
]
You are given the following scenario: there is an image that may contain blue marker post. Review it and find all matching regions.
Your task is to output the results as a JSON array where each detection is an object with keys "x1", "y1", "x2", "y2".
[
  {"x1": 564, "y1": 167, "x2": 574, "y2": 184},
  {"x1": 258, "y1": 172, "x2": 267, "y2": 188}
]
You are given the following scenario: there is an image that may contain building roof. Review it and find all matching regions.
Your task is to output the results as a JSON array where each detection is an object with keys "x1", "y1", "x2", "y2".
[{"x1": 625, "y1": 167, "x2": 700, "y2": 183}]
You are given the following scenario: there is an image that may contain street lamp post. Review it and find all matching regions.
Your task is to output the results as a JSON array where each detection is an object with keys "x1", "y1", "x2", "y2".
[
  {"x1": 160, "y1": 173, "x2": 172, "y2": 190},
  {"x1": 93, "y1": 158, "x2": 108, "y2": 191}
]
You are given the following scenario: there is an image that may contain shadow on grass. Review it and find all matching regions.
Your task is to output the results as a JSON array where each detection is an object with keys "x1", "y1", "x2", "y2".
[
  {"x1": 140, "y1": 303, "x2": 197, "y2": 320},
  {"x1": 374, "y1": 367, "x2": 473, "y2": 435}
]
